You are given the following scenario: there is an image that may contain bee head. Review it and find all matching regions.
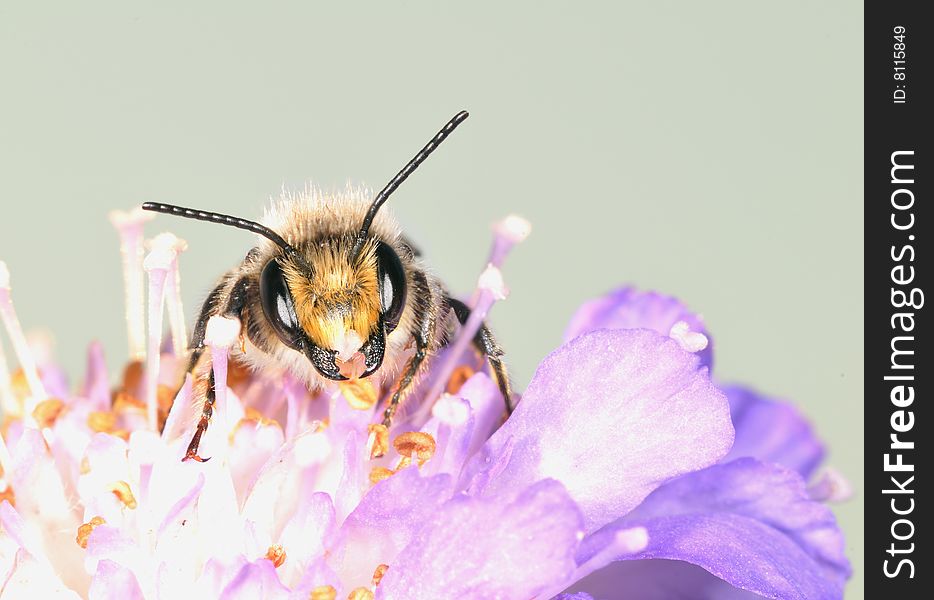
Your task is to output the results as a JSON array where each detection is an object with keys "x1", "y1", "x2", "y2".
[
  {"x1": 142, "y1": 110, "x2": 468, "y2": 382},
  {"x1": 258, "y1": 238, "x2": 407, "y2": 381}
]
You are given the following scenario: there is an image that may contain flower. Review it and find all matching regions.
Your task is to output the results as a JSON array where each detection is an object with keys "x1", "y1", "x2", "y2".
[{"x1": 0, "y1": 210, "x2": 849, "y2": 599}]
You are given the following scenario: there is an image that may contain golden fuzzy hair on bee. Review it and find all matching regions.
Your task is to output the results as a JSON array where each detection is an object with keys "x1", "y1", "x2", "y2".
[
  {"x1": 281, "y1": 235, "x2": 383, "y2": 350},
  {"x1": 260, "y1": 183, "x2": 403, "y2": 249}
]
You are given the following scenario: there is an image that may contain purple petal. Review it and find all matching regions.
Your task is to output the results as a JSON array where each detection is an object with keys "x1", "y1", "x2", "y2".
[
  {"x1": 88, "y1": 559, "x2": 145, "y2": 600},
  {"x1": 218, "y1": 558, "x2": 289, "y2": 600},
  {"x1": 464, "y1": 329, "x2": 733, "y2": 532},
  {"x1": 723, "y1": 385, "x2": 825, "y2": 479},
  {"x1": 581, "y1": 459, "x2": 849, "y2": 599},
  {"x1": 291, "y1": 558, "x2": 343, "y2": 598},
  {"x1": 329, "y1": 467, "x2": 453, "y2": 589},
  {"x1": 376, "y1": 479, "x2": 584, "y2": 600},
  {"x1": 569, "y1": 559, "x2": 762, "y2": 600},
  {"x1": 458, "y1": 372, "x2": 505, "y2": 459},
  {"x1": 564, "y1": 286, "x2": 714, "y2": 369},
  {"x1": 193, "y1": 556, "x2": 250, "y2": 599},
  {"x1": 85, "y1": 525, "x2": 139, "y2": 570},
  {"x1": 418, "y1": 394, "x2": 476, "y2": 478},
  {"x1": 418, "y1": 372, "x2": 502, "y2": 479}
]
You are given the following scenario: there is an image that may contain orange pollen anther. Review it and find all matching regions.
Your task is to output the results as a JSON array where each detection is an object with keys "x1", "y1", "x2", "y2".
[
  {"x1": 340, "y1": 379, "x2": 378, "y2": 411},
  {"x1": 87, "y1": 411, "x2": 118, "y2": 433},
  {"x1": 309, "y1": 585, "x2": 337, "y2": 600},
  {"x1": 265, "y1": 544, "x2": 286, "y2": 568},
  {"x1": 76, "y1": 516, "x2": 106, "y2": 549},
  {"x1": 32, "y1": 398, "x2": 65, "y2": 429},
  {"x1": 112, "y1": 391, "x2": 146, "y2": 413},
  {"x1": 10, "y1": 368, "x2": 35, "y2": 401},
  {"x1": 372, "y1": 564, "x2": 389, "y2": 587},
  {"x1": 392, "y1": 431, "x2": 436, "y2": 466},
  {"x1": 0, "y1": 482, "x2": 15, "y2": 507},
  {"x1": 367, "y1": 423, "x2": 389, "y2": 459},
  {"x1": 108, "y1": 481, "x2": 138, "y2": 509},
  {"x1": 347, "y1": 588, "x2": 374, "y2": 600},
  {"x1": 121, "y1": 360, "x2": 144, "y2": 393},
  {"x1": 230, "y1": 408, "x2": 282, "y2": 443},
  {"x1": 157, "y1": 384, "x2": 175, "y2": 413},
  {"x1": 369, "y1": 466, "x2": 395, "y2": 485},
  {"x1": 446, "y1": 364, "x2": 476, "y2": 395},
  {"x1": 244, "y1": 406, "x2": 278, "y2": 427}
]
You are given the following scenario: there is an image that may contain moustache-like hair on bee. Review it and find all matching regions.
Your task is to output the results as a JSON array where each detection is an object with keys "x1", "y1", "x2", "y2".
[{"x1": 142, "y1": 111, "x2": 513, "y2": 462}]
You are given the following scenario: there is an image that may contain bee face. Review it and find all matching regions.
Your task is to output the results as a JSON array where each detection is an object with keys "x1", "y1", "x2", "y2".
[{"x1": 257, "y1": 237, "x2": 408, "y2": 381}]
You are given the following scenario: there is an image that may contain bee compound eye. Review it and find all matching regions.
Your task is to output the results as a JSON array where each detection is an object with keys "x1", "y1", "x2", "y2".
[
  {"x1": 259, "y1": 259, "x2": 304, "y2": 351},
  {"x1": 376, "y1": 243, "x2": 407, "y2": 333}
]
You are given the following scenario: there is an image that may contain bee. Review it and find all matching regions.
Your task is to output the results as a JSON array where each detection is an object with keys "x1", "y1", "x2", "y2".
[{"x1": 142, "y1": 111, "x2": 512, "y2": 462}]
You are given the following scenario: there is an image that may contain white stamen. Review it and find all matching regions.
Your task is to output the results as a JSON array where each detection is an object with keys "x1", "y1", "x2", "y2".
[
  {"x1": 493, "y1": 214, "x2": 532, "y2": 244},
  {"x1": 431, "y1": 393, "x2": 470, "y2": 427},
  {"x1": 294, "y1": 431, "x2": 332, "y2": 467},
  {"x1": 487, "y1": 214, "x2": 531, "y2": 269},
  {"x1": 0, "y1": 261, "x2": 48, "y2": 405},
  {"x1": 477, "y1": 264, "x2": 509, "y2": 301},
  {"x1": 808, "y1": 467, "x2": 853, "y2": 503},
  {"x1": 669, "y1": 320, "x2": 709, "y2": 353},
  {"x1": 415, "y1": 265, "x2": 509, "y2": 423},
  {"x1": 151, "y1": 233, "x2": 189, "y2": 355},
  {"x1": 204, "y1": 315, "x2": 241, "y2": 349},
  {"x1": 206, "y1": 316, "x2": 240, "y2": 458},
  {"x1": 143, "y1": 245, "x2": 175, "y2": 431},
  {"x1": 532, "y1": 526, "x2": 650, "y2": 600},
  {"x1": 0, "y1": 337, "x2": 16, "y2": 417},
  {"x1": 143, "y1": 239, "x2": 178, "y2": 272},
  {"x1": 110, "y1": 207, "x2": 154, "y2": 360},
  {"x1": 614, "y1": 526, "x2": 650, "y2": 553},
  {"x1": 0, "y1": 428, "x2": 14, "y2": 482}
]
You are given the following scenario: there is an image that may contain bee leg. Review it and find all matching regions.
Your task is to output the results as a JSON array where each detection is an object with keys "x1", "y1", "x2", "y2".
[
  {"x1": 184, "y1": 369, "x2": 215, "y2": 462},
  {"x1": 180, "y1": 275, "x2": 250, "y2": 461},
  {"x1": 444, "y1": 297, "x2": 514, "y2": 413},
  {"x1": 381, "y1": 272, "x2": 435, "y2": 428},
  {"x1": 381, "y1": 335, "x2": 429, "y2": 428}
]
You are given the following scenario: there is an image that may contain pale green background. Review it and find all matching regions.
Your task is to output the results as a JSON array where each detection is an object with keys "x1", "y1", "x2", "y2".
[{"x1": 1, "y1": 1, "x2": 863, "y2": 597}]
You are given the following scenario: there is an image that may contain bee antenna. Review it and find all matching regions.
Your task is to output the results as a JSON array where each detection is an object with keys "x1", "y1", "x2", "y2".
[
  {"x1": 350, "y1": 110, "x2": 470, "y2": 260},
  {"x1": 141, "y1": 202, "x2": 304, "y2": 262}
]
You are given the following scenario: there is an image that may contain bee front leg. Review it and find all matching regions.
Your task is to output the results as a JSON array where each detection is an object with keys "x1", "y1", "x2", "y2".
[
  {"x1": 184, "y1": 368, "x2": 215, "y2": 462},
  {"x1": 382, "y1": 272, "x2": 435, "y2": 428},
  {"x1": 381, "y1": 336, "x2": 429, "y2": 429},
  {"x1": 444, "y1": 296, "x2": 514, "y2": 413},
  {"x1": 181, "y1": 275, "x2": 251, "y2": 462}
]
